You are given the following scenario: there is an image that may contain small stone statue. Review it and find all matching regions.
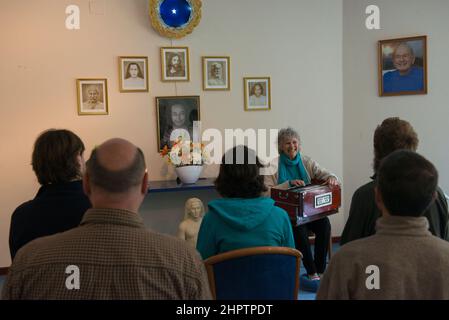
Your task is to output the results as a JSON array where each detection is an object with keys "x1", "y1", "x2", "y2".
[{"x1": 177, "y1": 198, "x2": 205, "y2": 247}]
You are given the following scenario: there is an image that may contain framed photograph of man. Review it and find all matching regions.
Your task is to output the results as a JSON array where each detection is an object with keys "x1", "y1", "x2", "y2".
[
  {"x1": 76, "y1": 79, "x2": 108, "y2": 115},
  {"x1": 244, "y1": 77, "x2": 271, "y2": 111},
  {"x1": 160, "y1": 47, "x2": 190, "y2": 82},
  {"x1": 379, "y1": 35, "x2": 427, "y2": 96},
  {"x1": 202, "y1": 56, "x2": 230, "y2": 90},
  {"x1": 156, "y1": 96, "x2": 200, "y2": 151},
  {"x1": 119, "y1": 56, "x2": 149, "y2": 92}
]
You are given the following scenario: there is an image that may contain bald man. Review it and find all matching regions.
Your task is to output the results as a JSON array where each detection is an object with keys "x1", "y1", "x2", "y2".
[
  {"x1": 383, "y1": 42, "x2": 424, "y2": 94},
  {"x1": 2, "y1": 139, "x2": 211, "y2": 300}
]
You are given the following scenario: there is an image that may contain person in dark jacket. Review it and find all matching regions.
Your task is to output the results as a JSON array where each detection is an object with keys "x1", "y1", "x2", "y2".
[
  {"x1": 9, "y1": 129, "x2": 91, "y2": 259},
  {"x1": 341, "y1": 117, "x2": 449, "y2": 245}
]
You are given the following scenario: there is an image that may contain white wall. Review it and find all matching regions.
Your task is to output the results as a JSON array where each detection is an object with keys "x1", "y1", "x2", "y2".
[
  {"x1": 0, "y1": 0, "x2": 344, "y2": 267},
  {"x1": 343, "y1": 0, "x2": 449, "y2": 221}
]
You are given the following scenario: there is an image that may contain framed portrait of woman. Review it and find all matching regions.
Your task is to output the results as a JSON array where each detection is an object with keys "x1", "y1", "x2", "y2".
[
  {"x1": 202, "y1": 56, "x2": 230, "y2": 91},
  {"x1": 156, "y1": 96, "x2": 200, "y2": 151},
  {"x1": 160, "y1": 47, "x2": 190, "y2": 82},
  {"x1": 119, "y1": 56, "x2": 149, "y2": 92},
  {"x1": 378, "y1": 35, "x2": 427, "y2": 97},
  {"x1": 244, "y1": 77, "x2": 271, "y2": 111}
]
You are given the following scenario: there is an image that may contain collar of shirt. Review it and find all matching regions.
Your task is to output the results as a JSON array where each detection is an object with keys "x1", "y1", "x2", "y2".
[
  {"x1": 36, "y1": 180, "x2": 84, "y2": 198},
  {"x1": 80, "y1": 208, "x2": 145, "y2": 229},
  {"x1": 375, "y1": 215, "x2": 431, "y2": 237}
]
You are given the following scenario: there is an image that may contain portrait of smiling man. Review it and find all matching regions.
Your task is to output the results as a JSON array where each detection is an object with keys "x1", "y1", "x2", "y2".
[{"x1": 382, "y1": 40, "x2": 425, "y2": 95}]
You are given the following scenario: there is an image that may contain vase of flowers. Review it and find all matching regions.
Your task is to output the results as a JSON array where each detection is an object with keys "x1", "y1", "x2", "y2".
[{"x1": 160, "y1": 138, "x2": 210, "y2": 184}]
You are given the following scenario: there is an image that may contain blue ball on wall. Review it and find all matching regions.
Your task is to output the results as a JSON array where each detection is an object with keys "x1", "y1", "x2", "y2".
[{"x1": 159, "y1": 0, "x2": 192, "y2": 28}]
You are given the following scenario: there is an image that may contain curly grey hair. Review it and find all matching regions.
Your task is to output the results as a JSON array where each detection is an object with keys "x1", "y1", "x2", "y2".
[{"x1": 277, "y1": 127, "x2": 300, "y2": 154}]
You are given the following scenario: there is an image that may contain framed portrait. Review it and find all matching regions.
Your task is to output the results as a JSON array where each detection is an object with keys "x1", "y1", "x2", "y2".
[
  {"x1": 244, "y1": 77, "x2": 271, "y2": 111},
  {"x1": 160, "y1": 47, "x2": 190, "y2": 81},
  {"x1": 202, "y1": 56, "x2": 230, "y2": 90},
  {"x1": 378, "y1": 35, "x2": 427, "y2": 97},
  {"x1": 119, "y1": 56, "x2": 149, "y2": 92},
  {"x1": 76, "y1": 79, "x2": 108, "y2": 115},
  {"x1": 156, "y1": 96, "x2": 200, "y2": 151}
]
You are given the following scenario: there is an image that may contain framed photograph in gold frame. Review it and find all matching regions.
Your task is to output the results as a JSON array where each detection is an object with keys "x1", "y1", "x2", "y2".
[
  {"x1": 160, "y1": 47, "x2": 190, "y2": 81},
  {"x1": 119, "y1": 56, "x2": 149, "y2": 92},
  {"x1": 202, "y1": 56, "x2": 230, "y2": 91},
  {"x1": 378, "y1": 35, "x2": 427, "y2": 97},
  {"x1": 244, "y1": 77, "x2": 271, "y2": 111},
  {"x1": 76, "y1": 79, "x2": 108, "y2": 115},
  {"x1": 156, "y1": 95, "x2": 200, "y2": 151}
]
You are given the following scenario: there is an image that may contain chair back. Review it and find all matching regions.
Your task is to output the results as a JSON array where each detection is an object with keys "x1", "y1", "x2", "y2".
[{"x1": 204, "y1": 246, "x2": 302, "y2": 300}]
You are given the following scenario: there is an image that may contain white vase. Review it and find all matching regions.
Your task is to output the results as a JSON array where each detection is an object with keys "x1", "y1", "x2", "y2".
[{"x1": 175, "y1": 165, "x2": 203, "y2": 184}]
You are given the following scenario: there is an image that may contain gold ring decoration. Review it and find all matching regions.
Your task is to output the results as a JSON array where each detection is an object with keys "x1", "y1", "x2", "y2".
[{"x1": 149, "y1": 0, "x2": 202, "y2": 39}]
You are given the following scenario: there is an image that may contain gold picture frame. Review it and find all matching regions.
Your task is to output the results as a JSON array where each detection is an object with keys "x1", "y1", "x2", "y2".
[
  {"x1": 119, "y1": 56, "x2": 149, "y2": 93},
  {"x1": 378, "y1": 35, "x2": 427, "y2": 97},
  {"x1": 149, "y1": 0, "x2": 202, "y2": 39},
  {"x1": 160, "y1": 47, "x2": 190, "y2": 82},
  {"x1": 202, "y1": 56, "x2": 231, "y2": 91},
  {"x1": 156, "y1": 95, "x2": 200, "y2": 151},
  {"x1": 76, "y1": 78, "x2": 109, "y2": 115},
  {"x1": 244, "y1": 77, "x2": 271, "y2": 111}
]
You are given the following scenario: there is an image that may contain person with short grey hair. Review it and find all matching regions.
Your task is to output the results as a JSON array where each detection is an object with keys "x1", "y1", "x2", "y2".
[
  {"x1": 265, "y1": 127, "x2": 339, "y2": 292},
  {"x1": 2, "y1": 138, "x2": 211, "y2": 300}
]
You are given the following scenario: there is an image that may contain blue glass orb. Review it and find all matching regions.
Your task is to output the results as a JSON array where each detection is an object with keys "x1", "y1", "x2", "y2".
[{"x1": 160, "y1": 0, "x2": 192, "y2": 28}]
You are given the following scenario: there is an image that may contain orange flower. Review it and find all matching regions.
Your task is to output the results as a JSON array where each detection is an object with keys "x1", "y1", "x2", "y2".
[{"x1": 160, "y1": 145, "x2": 169, "y2": 157}]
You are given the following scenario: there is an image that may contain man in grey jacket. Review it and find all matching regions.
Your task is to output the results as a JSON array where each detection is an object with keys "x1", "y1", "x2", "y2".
[{"x1": 317, "y1": 150, "x2": 449, "y2": 300}]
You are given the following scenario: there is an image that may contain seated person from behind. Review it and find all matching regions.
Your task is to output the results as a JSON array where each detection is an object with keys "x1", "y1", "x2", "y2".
[
  {"x1": 2, "y1": 138, "x2": 211, "y2": 300},
  {"x1": 9, "y1": 129, "x2": 91, "y2": 259},
  {"x1": 264, "y1": 127, "x2": 339, "y2": 283},
  {"x1": 340, "y1": 117, "x2": 449, "y2": 245},
  {"x1": 317, "y1": 150, "x2": 449, "y2": 300},
  {"x1": 383, "y1": 42, "x2": 424, "y2": 93},
  {"x1": 196, "y1": 145, "x2": 295, "y2": 260}
]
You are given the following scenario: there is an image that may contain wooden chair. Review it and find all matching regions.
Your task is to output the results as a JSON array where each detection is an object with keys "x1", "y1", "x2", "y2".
[{"x1": 204, "y1": 246, "x2": 302, "y2": 300}]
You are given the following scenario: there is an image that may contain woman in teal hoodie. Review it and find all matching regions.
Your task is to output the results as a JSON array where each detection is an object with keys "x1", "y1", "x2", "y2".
[{"x1": 196, "y1": 146, "x2": 295, "y2": 260}]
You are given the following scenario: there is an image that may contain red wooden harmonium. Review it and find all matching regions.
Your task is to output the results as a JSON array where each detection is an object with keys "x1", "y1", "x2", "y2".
[{"x1": 271, "y1": 182, "x2": 341, "y2": 226}]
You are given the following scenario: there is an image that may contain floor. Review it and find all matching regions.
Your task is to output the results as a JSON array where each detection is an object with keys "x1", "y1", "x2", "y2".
[{"x1": 0, "y1": 243, "x2": 341, "y2": 300}]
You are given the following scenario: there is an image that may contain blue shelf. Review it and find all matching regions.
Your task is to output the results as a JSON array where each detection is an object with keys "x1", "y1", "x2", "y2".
[{"x1": 148, "y1": 177, "x2": 216, "y2": 193}]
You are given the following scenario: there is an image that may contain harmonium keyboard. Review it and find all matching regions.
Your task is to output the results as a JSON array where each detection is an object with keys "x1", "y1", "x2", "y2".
[{"x1": 271, "y1": 181, "x2": 341, "y2": 226}]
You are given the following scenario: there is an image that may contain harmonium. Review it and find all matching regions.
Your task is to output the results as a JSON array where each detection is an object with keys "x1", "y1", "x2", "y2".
[{"x1": 271, "y1": 181, "x2": 341, "y2": 226}]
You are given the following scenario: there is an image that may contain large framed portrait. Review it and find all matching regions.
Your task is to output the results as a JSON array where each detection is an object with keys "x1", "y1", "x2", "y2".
[
  {"x1": 76, "y1": 79, "x2": 108, "y2": 115},
  {"x1": 202, "y1": 56, "x2": 230, "y2": 90},
  {"x1": 378, "y1": 35, "x2": 427, "y2": 97},
  {"x1": 119, "y1": 56, "x2": 149, "y2": 92},
  {"x1": 244, "y1": 77, "x2": 271, "y2": 111},
  {"x1": 160, "y1": 47, "x2": 190, "y2": 81},
  {"x1": 156, "y1": 96, "x2": 200, "y2": 151}
]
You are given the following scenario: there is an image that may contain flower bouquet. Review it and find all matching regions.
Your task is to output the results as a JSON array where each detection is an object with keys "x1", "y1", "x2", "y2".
[{"x1": 160, "y1": 138, "x2": 210, "y2": 184}]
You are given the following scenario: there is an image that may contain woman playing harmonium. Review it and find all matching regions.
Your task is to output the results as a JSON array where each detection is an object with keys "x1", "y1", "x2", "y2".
[{"x1": 264, "y1": 127, "x2": 339, "y2": 291}]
